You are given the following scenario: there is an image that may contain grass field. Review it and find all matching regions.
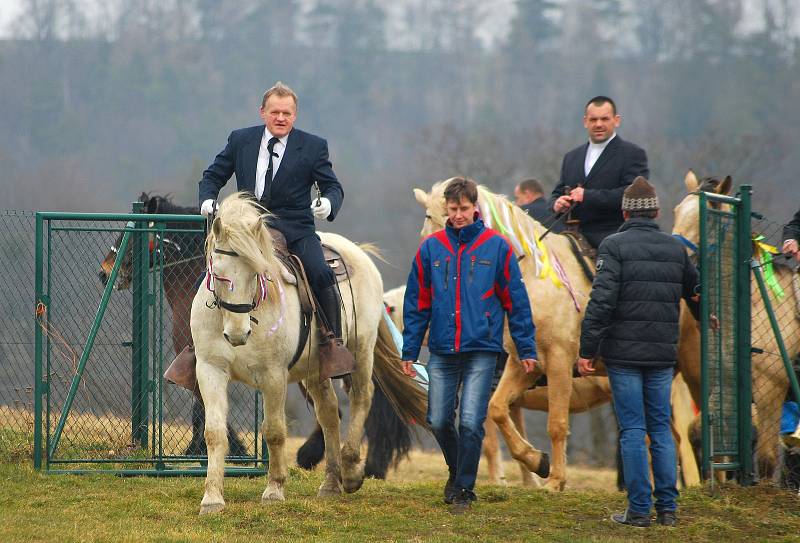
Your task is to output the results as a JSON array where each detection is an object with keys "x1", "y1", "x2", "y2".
[{"x1": 2, "y1": 434, "x2": 800, "y2": 543}]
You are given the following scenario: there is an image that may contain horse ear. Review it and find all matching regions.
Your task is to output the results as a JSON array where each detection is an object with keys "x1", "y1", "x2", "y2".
[
  {"x1": 718, "y1": 175, "x2": 733, "y2": 196},
  {"x1": 413, "y1": 188, "x2": 429, "y2": 209},
  {"x1": 211, "y1": 217, "x2": 222, "y2": 239},
  {"x1": 684, "y1": 170, "x2": 699, "y2": 193},
  {"x1": 139, "y1": 192, "x2": 148, "y2": 203}
]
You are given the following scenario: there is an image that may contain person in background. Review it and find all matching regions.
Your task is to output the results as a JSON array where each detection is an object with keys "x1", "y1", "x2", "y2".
[
  {"x1": 514, "y1": 178, "x2": 562, "y2": 232},
  {"x1": 782, "y1": 207, "x2": 800, "y2": 263}
]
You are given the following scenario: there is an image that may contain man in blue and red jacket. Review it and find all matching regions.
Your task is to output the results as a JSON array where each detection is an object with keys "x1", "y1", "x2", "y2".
[{"x1": 401, "y1": 177, "x2": 538, "y2": 515}]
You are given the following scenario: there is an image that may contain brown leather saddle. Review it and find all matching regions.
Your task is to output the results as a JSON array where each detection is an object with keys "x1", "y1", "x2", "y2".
[{"x1": 558, "y1": 222, "x2": 597, "y2": 283}]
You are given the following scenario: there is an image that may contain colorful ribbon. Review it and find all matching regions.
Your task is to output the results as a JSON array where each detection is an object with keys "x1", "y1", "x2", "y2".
[{"x1": 753, "y1": 235, "x2": 784, "y2": 299}]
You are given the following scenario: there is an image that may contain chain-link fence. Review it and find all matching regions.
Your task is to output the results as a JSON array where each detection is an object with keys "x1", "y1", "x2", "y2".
[
  {"x1": 749, "y1": 213, "x2": 800, "y2": 489},
  {"x1": 1, "y1": 205, "x2": 267, "y2": 474},
  {"x1": 0, "y1": 211, "x2": 37, "y2": 462}
]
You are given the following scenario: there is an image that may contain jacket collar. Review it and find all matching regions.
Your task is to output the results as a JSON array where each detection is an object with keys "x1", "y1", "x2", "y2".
[
  {"x1": 445, "y1": 218, "x2": 485, "y2": 245},
  {"x1": 618, "y1": 217, "x2": 661, "y2": 233}
]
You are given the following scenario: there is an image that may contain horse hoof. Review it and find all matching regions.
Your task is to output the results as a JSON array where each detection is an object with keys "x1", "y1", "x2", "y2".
[
  {"x1": 318, "y1": 483, "x2": 343, "y2": 497},
  {"x1": 199, "y1": 502, "x2": 225, "y2": 515},
  {"x1": 535, "y1": 453, "x2": 551, "y2": 479},
  {"x1": 543, "y1": 478, "x2": 566, "y2": 492},
  {"x1": 343, "y1": 476, "x2": 364, "y2": 494},
  {"x1": 262, "y1": 488, "x2": 285, "y2": 502}
]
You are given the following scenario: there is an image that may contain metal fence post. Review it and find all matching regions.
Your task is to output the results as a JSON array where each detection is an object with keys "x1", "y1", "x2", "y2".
[
  {"x1": 34, "y1": 213, "x2": 44, "y2": 470},
  {"x1": 736, "y1": 185, "x2": 753, "y2": 485},
  {"x1": 131, "y1": 201, "x2": 150, "y2": 447},
  {"x1": 699, "y1": 192, "x2": 711, "y2": 478}
]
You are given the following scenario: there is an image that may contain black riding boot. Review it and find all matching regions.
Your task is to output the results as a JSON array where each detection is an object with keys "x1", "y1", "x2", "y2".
[{"x1": 316, "y1": 284, "x2": 355, "y2": 381}]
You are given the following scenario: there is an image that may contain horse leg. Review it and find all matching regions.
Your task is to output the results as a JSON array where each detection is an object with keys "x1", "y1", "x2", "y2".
[
  {"x1": 488, "y1": 354, "x2": 549, "y2": 480},
  {"x1": 306, "y1": 379, "x2": 344, "y2": 496},
  {"x1": 260, "y1": 371, "x2": 289, "y2": 502},
  {"x1": 482, "y1": 417, "x2": 506, "y2": 485},
  {"x1": 511, "y1": 404, "x2": 538, "y2": 487},
  {"x1": 543, "y1": 351, "x2": 572, "y2": 491},
  {"x1": 341, "y1": 361, "x2": 375, "y2": 493},
  {"x1": 196, "y1": 361, "x2": 229, "y2": 515},
  {"x1": 753, "y1": 363, "x2": 787, "y2": 480}
]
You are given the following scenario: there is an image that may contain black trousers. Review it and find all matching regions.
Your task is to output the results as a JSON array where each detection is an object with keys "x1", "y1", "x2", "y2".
[
  {"x1": 288, "y1": 234, "x2": 336, "y2": 293},
  {"x1": 195, "y1": 234, "x2": 335, "y2": 295}
]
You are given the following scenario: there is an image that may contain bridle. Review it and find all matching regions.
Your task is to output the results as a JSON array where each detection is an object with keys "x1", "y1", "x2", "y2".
[{"x1": 206, "y1": 248, "x2": 269, "y2": 319}]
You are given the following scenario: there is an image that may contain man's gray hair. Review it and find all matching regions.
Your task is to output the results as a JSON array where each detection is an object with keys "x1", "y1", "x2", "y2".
[{"x1": 261, "y1": 81, "x2": 298, "y2": 108}]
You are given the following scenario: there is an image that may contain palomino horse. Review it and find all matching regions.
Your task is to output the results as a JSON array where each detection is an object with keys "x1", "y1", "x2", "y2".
[
  {"x1": 100, "y1": 193, "x2": 418, "y2": 477},
  {"x1": 673, "y1": 171, "x2": 800, "y2": 480},
  {"x1": 413, "y1": 179, "x2": 599, "y2": 491},
  {"x1": 191, "y1": 193, "x2": 424, "y2": 513}
]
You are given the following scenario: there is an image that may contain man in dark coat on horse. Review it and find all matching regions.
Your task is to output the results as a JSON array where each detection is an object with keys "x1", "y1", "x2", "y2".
[
  {"x1": 550, "y1": 96, "x2": 649, "y2": 249},
  {"x1": 577, "y1": 177, "x2": 700, "y2": 528},
  {"x1": 198, "y1": 81, "x2": 352, "y2": 379}
]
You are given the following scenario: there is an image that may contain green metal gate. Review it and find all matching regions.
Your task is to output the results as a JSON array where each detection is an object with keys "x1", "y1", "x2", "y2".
[
  {"x1": 699, "y1": 185, "x2": 753, "y2": 484},
  {"x1": 34, "y1": 207, "x2": 267, "y2": 475},
  {"x1": 700, "y1": 185, "x2": 800, "y2": 485}
]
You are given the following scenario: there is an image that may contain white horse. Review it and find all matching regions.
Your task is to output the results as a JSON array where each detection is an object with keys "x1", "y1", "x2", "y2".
[{"x1": 191, "y1": 193, "x2": 420, "y2": 514}]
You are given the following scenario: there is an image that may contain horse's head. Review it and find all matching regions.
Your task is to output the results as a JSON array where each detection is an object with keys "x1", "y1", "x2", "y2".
[
  {"x1": 672, "y1": 170, "x2": 732, "y2": 250},
  {"x1": 413, "y1": 178, "x2": 460, "y2": 238},
  {"x1": 206, "y1": 193, "x2": 274, "y2": 347},
  {"x1": 99, "y1": 193, "x2": 198, "y2": 289}
]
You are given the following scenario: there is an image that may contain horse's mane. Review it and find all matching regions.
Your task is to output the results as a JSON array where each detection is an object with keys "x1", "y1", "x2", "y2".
[
  {"x1": 139, "y1": 193, "x2": 197, "y2": 215},
  {"x1": 698, "y1": 176, "x2": 724, "y2": 193},
  {"x1": 206, "y1": 193, "x2": 274, "y2": 275}
]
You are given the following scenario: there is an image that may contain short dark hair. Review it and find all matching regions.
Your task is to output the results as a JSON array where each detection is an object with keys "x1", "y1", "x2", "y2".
[
  {"x1": 585, "y1": 95, "x2": 617, "y2": 115},
  {"x1": 626, "y1": 209, "x2": 658, "y2": 219},
  {"x1": 444, "y1": 177, "x2": 478, "y2": 204},
  {"x1": 517, "y1": 178, "x2": 544, "y2": 195}
]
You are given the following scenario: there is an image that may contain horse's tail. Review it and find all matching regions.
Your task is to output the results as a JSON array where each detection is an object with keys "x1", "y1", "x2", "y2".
[
  {"x1": 371, "y1": 314, "x2": 430, "y2": 433},
  {"x1": 357, "y1": 242, "x2": 391, "y2": 266}
]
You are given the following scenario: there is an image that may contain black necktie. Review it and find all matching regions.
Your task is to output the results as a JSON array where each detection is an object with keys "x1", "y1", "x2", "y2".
[{"x1": 260, "y1": 136, "x2": 280, "y2": 204}]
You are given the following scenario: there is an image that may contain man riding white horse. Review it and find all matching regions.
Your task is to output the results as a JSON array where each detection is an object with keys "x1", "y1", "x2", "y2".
[{"x1": 198, "y1": 81, "x2": 352, "y2": 380}]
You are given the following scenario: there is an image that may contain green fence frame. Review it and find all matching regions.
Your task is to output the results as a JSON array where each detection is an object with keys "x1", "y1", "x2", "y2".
[
  {"x1": 34, "y1": 209, "x2": 268, "y2": 475},
  {"x1": 699, "y1": 185, "x2": 753, "y2": 485}
]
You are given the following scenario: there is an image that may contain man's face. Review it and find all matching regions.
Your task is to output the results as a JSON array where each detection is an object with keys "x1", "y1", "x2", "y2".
[
  {"x1": 446, "y1": 196, "x2": 477, "y2": 229},
  {"x1": 514, "y1": 186, "x2": 538, "y2": 206},
  {"x1": 583, "y1": 102, "x2": 620, "y2": 144},
  {"x1": 260, "y1": 95, "x2": 296, "y2": 138}
]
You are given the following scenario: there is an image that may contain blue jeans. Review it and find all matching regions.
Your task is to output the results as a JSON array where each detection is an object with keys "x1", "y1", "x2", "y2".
[
  {"x1": 607, "y1": 364, "x2": 678, "y2": 515},
  {"x1": 427, "y1": 351, "x2": 497, "y2": 493}
]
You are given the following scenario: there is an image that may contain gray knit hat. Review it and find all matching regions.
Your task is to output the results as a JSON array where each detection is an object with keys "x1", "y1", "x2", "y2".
[{"x1": 621, "y1": 176, "x2": 659, "y2": 211}]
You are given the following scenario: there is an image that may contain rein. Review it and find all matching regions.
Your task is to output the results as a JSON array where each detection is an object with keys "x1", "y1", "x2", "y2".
[{"x1": 206, "y1": 248, "x2": 269, "y2": 324}]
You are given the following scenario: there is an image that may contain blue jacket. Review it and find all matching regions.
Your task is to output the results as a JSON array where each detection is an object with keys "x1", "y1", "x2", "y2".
[{"x1": 402, "y1": 218, "x2": 537, "y2": 361}]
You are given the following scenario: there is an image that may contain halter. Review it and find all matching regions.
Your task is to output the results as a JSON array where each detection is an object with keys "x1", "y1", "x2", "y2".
[{"x1": 206, "y1": 248, "x2": 269, "y2": 320}]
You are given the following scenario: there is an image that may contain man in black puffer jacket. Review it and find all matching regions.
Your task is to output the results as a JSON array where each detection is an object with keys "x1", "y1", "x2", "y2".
[{"x1": 577, "y1": 177, "x2": 700, "y2": 528}]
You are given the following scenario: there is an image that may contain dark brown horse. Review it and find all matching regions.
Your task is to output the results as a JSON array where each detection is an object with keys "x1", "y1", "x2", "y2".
[{"x1": 99, "y1": 193, "x2": 414, "y2": 475}]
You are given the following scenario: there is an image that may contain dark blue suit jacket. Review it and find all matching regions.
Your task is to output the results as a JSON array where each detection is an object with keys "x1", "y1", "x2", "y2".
[
  {"x1": 548, "y1": 135, "x2": 648, "y2": 238},
  {"x1": 199, "y1": 126, "x2": 343, "y2": 244}
]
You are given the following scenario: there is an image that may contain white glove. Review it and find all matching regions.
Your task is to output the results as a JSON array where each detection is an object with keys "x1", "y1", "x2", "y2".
[
  {"x1": 200, "y1": 199, "x2": 216, "y2": 218},
  {"x1": 311, "y1": 197, "x2": 332, "y2": 220}
]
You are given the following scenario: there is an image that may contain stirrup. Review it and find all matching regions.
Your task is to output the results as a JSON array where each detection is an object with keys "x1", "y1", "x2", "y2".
[{"x1": 318, "y1": 334, "x2": 355, "y2": 382}]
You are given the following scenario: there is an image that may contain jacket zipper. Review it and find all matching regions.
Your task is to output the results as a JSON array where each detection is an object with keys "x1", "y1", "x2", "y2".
[
  {"x1": 469, "y1": 255, "x2": 476, "y2": 283},
  {"x1": 444, "y1": 256, "x2": 450, "y2": 290}
]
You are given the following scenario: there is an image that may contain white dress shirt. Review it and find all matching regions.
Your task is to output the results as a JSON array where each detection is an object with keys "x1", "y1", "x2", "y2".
[
  {"x1": 584, "y1": 132, "x2": 616, "y2": 178},
  {"x1": 255, "y1": 129, "x2": 289, "y2": 200}
]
